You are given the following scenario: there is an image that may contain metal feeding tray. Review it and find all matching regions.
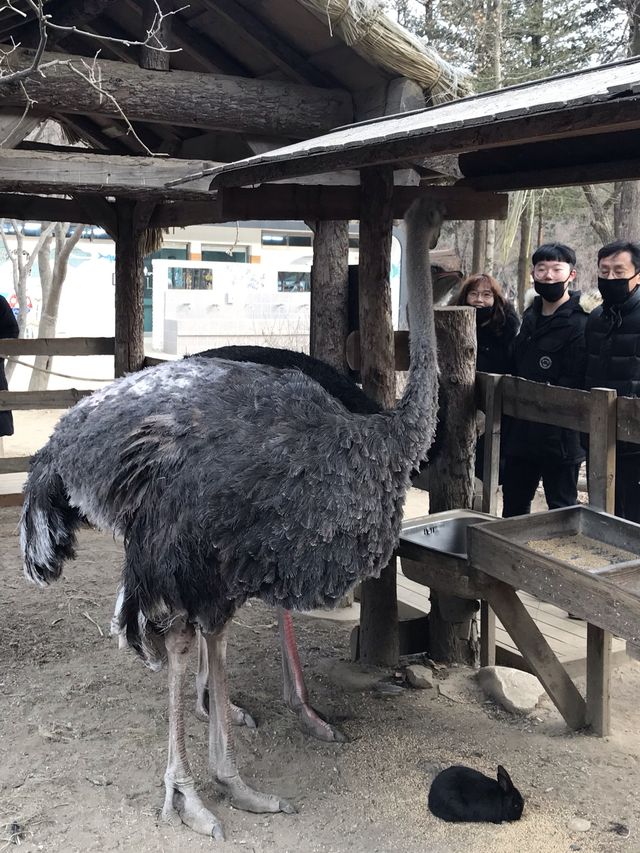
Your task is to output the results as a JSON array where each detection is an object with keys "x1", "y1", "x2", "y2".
[
  {"x1": 400, "y1": 509, "x2": 494, "y2": 560},
  {"x1": 468, "y1": 505, "x2": 640, "y2": 644},
  {"x1": 398, "y1": 509, "x2": 497, "y2": 599},
  {"x1": 400, "y1": 509, "x2": 496, "y2": 560}
]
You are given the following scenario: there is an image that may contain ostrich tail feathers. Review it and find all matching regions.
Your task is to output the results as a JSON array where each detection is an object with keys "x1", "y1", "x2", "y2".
[{"x1": 20, "y1": 450, "x2": 80, "y2": 586}]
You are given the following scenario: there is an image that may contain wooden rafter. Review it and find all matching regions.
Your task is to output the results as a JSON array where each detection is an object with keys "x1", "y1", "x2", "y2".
[
  {"x1": 0, "y1": 48, "x2": 354, "y2": 138},
  {"x1": 199, "y1": 0, "x2": 340, "y2": 87}
]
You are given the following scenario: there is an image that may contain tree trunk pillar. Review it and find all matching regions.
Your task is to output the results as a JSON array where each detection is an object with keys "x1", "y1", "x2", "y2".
[
  {"x1": 114, "y1": 200, "x2": 145, "y2": 378},
  {"x1": 357, "y1": 165, "x2": 398, "y2": 667},
  {"x1": 310, "y1": 219, "x2": 353, "y2": 606},
  {"x1": 309, "y1": 220, "x2": 349, "y2": 372},
  {"x1": 428, "y1": 306, "x2": 479, "y2": 665}
]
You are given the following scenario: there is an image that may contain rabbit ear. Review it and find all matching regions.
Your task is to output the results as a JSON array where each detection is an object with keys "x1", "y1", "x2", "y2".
[{"x1": 497, "y1": 765, "x2": 514, "y2": 793}]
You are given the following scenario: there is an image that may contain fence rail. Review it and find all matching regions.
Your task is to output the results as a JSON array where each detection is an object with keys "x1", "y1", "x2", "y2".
[{"x1": 0, "y1": 336, "x2": 115, "y2": 357}]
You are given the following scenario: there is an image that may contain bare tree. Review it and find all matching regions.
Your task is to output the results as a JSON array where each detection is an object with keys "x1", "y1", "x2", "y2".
[
  {"x1": 28, "y1": 222, "x2": 84, "y2": 391},
  {"x1": 0, "y1": 219, "x2": 56, "y2": 380}
]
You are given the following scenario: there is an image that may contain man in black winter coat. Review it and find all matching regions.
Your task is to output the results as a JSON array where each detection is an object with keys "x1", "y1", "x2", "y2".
[
  {"x1": 0, "y1": 293, "x2": 19, "y2": 439},
  {"x1": 502, "y1": 243, "x2": 588, "y2": 517},
  {"x1": 584, "y1": 239, "x2": 640, "y2": 522}
]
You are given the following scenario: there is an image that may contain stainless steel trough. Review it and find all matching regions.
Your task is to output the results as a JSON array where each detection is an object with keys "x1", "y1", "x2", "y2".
[{"x1": 400, "y1": 509, "x2": 495, "y2": 560}]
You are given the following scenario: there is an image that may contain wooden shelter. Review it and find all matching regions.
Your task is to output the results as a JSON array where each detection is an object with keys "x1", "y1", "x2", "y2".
[{"x1": 2, "y1": 5, "x2": 640, "y2": 731}]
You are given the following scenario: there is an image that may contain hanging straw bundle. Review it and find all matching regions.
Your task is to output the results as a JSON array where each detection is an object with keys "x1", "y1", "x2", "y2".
[{"x1": 296, "y1": 0, "x2": 471, "y2": 103}]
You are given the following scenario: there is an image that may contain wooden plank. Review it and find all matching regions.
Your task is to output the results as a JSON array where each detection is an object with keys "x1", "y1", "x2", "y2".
[
  {"x1": 468, "y1": 525, "x2": 640, "y2": 645},
  {"x1": 0, "y1": 48, "x2": 353, "y2": 138},
  {"x1": 206, "y1": 98, "x2": 640, "y2": 189},
  {"x1": 0, "y1": 456, "x2": 31, "y2": 475},
  {"x1": 501, "y1": 376, "x2": 591, "y2": 431},
  {"x1": 0, "y1": 337, "x2": 115, "y2": 356},
  {"x1": 462, "y1": 157, "x2": 640, "y2": 192},
  {"x1": 217, "y1": 185, "x2": 508, "y2": 222},
  {"x1": 488, "y1": 581, "x2": 586, "y2": 730},
  {"x1": 588, "y1": 387, "x2": 617, "y2": 512},
  {"x1": 0, "y1": 149, "x2": 222, "y2": 202},
  {"x1": 200, "y1": 0, "x2": 336, "y2": 87},
  {"x1": 480, "y1": 600, "x2": 496, "y2": 666},
  {"x1": 586, "y1": 624, "x2": 612, "y2": 736},
  {"x1": 481, "y1": 373, "x2": 502, "y2": 515},
  {"x1": 0, "y1": 193, "x2": 103, "y2": 227},
  {"x1": 585, "y1": 387, "x2": 616, "y2": 739},
  {"x1": 0, "y1": 389, "x2": 95, "y2": 410}
]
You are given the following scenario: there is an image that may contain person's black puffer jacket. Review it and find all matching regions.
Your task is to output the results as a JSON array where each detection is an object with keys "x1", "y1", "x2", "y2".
[
  {"x1": 476, "y1": 302, "x2": 520, "y2": 375},
  {"x1": 584, "y1": 285, "x2": 640, "y2": 456},
  {"x1": 504, "y1": 290, "x2": 588, "y2": 462}
]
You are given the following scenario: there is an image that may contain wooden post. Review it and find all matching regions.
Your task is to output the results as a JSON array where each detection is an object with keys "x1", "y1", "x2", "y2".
[
  {"x1": 428, "y1": 306, "x2": 479, "y2": 664},
  {"x1": 309, "y1": 220, "x2": 350, "y2": 373},
  {"x1": 586, "y1": 386, "x2": 617, "y2": 736},
  {"x1": 114, "y1": 200, "x2": 145, "y2": 378},
  {"x1": 357, "y1": 165, "x2": 398, "y2": 667},
  {"x1": 480, "y1": 373, "x2": 503, "y2": 666},
  {"x1": 309, "y1": 219, "x2": 351, "y2": 606}
]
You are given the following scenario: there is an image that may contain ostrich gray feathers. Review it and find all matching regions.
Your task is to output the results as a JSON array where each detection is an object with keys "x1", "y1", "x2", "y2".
[{"x1": 21, "y1": 198, "x2": 440, "y2": 666}]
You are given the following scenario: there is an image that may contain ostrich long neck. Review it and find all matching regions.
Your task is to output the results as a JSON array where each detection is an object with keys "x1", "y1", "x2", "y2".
[{"x1": 391, "y1": 203, "x2": 439, "y2": 458}]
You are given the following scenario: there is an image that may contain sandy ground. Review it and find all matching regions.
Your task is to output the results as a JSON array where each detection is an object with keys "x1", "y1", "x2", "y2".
[
  {"x1": 2, "y1": 411, "x2": 638, "y2": 852},
  {"x1": 1, "y1": 503, "x2": 640, "y2": 853}
]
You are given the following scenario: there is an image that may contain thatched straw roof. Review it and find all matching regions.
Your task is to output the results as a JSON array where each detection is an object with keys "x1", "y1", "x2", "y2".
[{"x1": 296, "y1": 0, "x2": 471, "y2": 102}]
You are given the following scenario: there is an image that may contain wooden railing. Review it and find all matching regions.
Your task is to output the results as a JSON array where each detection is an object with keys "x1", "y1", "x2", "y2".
[{"x1": 0, "y1": 337, "x2": 114, "y2": 476}]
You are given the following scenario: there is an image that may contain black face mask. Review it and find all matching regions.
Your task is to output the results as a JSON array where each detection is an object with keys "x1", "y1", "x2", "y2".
[
  {"x1": 533, "y1": 280, "x2": 569, "y2": 303},
  {"x1": 597, "y1": 277, "x2": 637, "y2": 306},
  {"x1": 475, "y1": 305, "x2": 493, "y2": 323}
]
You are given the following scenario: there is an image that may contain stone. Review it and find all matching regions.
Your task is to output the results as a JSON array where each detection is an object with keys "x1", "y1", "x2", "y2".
[
  {"x1": 568, "y1": 818, "x2": 591, "y2": 833},
  {"x1": 405, "y1": 664, "x2": 434, "y2": 689},
  {"x1": 476, "y1": 666, "x2": 545, "y2": 714}
]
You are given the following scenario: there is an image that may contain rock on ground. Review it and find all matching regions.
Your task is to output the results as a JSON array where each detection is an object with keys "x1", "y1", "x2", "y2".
[{"x1": 476, "y1": 665, "x2": 545, "y2": 714}]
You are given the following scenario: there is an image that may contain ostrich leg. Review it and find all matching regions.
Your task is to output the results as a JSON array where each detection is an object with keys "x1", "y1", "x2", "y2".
[
  {"x1": 161, "y1": 619, "x2": 224, "y2": 839},
  {"x1": 205, "y1": 627, "x2": 296, "y2": 814},
  {"x1": 278, "y1": 608, "x2": 346, "y2": 742},
  {"x1": 195, "y1": 631, "x2": 257, "y2": 728}
]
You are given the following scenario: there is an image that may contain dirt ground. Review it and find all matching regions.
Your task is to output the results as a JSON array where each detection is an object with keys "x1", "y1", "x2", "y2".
[{"x1": 1, "y1": 502, "x2": 640, "y2": 853}]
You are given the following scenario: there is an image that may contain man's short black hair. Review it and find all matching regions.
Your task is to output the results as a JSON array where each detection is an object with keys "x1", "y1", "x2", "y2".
[
  {"x1": 531, "y1": 242, "x2": 576, "y2": 267},
  {"x1": 597, "y1": 239, "x2": 640, "y2": 272}
]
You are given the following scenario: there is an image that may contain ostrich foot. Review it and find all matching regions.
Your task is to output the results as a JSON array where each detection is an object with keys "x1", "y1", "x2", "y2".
[
  {"x1": 195, "y1": 688, "x2": 257, "y2": 729},
  {"x1": 216, "y1": 774, "x2": 296, "y2": 815},
  {"x1": 294, "y1": 702, "x2": 347, "y2": 743},
  {"x1": 162, "y1": 777, "x2": 224, "y2": 839}
]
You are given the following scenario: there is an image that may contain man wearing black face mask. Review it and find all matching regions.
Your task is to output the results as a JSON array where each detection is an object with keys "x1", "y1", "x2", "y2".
[
  {"x1": 502, "y1": 243, "x2": 588, "y2": 518},
  {"x1": 584, "y1": 239, "x2": 640, "y2": 522}
]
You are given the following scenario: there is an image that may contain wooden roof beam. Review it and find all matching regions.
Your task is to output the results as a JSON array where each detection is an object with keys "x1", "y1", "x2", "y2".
[
  {"x1": 0, "y1": 48, "x2": 353, "y2": 138},
  {"x1": 204, "y1": 98, "x2": 640, "y2": 188},
  {"x1": 149, "y1": 185, "x2": 507, "y2": 228},
  {"x1": 0, "y1": 149, "x2": 220, "y2": 200},
  {"x1": 197, "y1": 0, "x2": 341, "y2": 87}
]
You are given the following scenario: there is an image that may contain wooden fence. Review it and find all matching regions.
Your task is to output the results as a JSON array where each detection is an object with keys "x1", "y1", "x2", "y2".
[{"x1": 0, "y1": 337, "x2": 114, "y2": 475}]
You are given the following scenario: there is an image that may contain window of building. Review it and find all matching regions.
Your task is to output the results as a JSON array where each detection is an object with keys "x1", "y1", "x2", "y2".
[{"x1": 277, "y1": 271, "x2": 311, "y2": 293}]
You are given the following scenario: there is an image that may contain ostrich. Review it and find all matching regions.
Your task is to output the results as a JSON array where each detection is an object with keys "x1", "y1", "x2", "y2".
[
  {"x1": 21, "y1": 199, "x2": 442, "y2": 840},
  {"x1": 183, "y1": 345, "x2": 444, "y2": 742}
]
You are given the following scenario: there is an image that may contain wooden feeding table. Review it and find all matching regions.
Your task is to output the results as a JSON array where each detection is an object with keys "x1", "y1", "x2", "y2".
[
  {"x1": 468, "y1": 505, "x2": 640, "y2": 735},
  {"x1": 399, "y1": 506, "x2": 640, "y2": 735}
]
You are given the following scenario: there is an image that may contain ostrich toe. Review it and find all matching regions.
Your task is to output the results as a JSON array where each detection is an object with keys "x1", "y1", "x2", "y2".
[
  {"x1": 162, "y1": 780, "x2": 225, "y2": 839},
  {"x1": 295, "y1": 703, "x2": 347, "y2": 743},
  {"x1": 216, "y1": 774, "x2": 297, "y2": 814},
  {"x1": 195, "y1": 687, "x2": 257, "y2": 729}
]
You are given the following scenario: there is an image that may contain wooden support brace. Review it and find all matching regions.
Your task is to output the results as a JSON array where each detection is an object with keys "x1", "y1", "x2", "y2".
[{"x1": 488, "y1": 581, "x2": 586, "y2": 731}]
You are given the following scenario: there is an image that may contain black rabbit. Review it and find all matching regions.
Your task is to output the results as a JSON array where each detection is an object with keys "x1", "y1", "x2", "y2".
[{"x1": 428, "y1": 764, "x2": 524, "y2": 823}]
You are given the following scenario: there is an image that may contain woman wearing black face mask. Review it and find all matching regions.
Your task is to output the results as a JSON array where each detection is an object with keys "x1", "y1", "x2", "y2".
[
  {"x1": 454, "y1": 274, "x2": 519, "y2": 374},
  {"x1": 502, "y1": 243, "x2": 589, "y2": 519},
  {"x1": 585, "y1": 239, "x2": 640, "y2": 522},
  {"x1": 454, "y1": 274, "x2": 519, "y2": 482}
]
